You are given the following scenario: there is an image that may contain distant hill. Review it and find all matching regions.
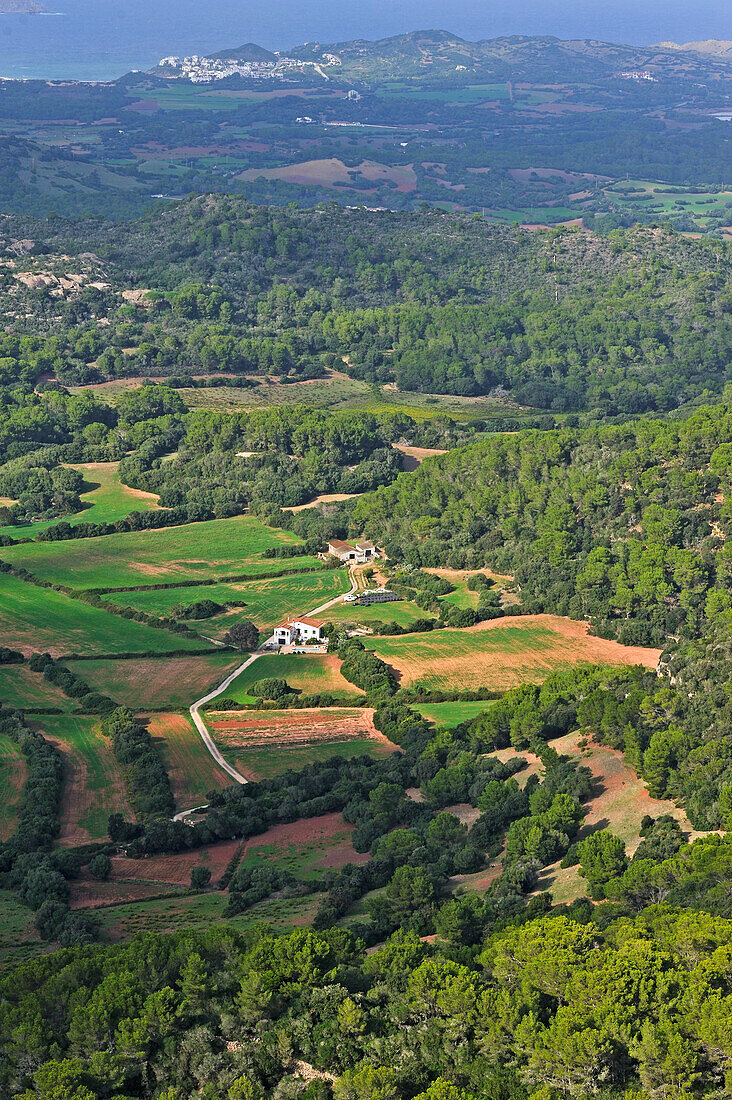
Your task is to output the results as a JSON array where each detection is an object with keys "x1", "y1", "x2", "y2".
[
  {"x1": 659, "y1": 39, "x2": 732, "y2": 57},
  {"x1": 287, "y1": 28, "x2": 732, "y2": 81},
  {"x1": 207, "y1": 43, "x2": 277, "y2": 63},
  {"x1": 0, "y1": 0, "x2": 48, "y2": 11}
]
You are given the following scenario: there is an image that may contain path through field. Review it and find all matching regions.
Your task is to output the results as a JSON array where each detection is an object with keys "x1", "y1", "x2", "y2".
[{"x1": 183, "y1": 564, "x2": 359, "y2": 801}]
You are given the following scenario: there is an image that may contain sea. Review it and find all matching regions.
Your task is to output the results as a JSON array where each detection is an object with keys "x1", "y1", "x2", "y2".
[{"x1": 0, "y1": 0, "x2": 727, "y2": 82}]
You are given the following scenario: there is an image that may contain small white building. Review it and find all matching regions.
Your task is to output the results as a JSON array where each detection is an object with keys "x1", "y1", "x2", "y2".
[
  {"x1": 273, "y1": 616, "x2": 325, "y2": 646},
  {"x1": 328, "y1": 538, "x2": 379, "y2": 564}
]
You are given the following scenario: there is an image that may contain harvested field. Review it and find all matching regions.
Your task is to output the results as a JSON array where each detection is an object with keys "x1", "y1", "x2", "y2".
[
  {"x1": 1, "y1": 514, "x2": 304, "y2": 589},
  {"x1": 283, "y1": 493, "x2": 362, "y2": 512},
  {"x1": 367, "y1": 614, "x2": 661, "y2": 692},
  {"x1": 0, "y1": 572, "x2": 208, "y2": 658},
  {"x1": 207, "y1": 707, "x2": 398, "y2": 779},
  {"x1": 0, "y1": 664, "x2": 74, "y2": 711},
  {"x1": 29, "y1": 715, "x2": 132, "y2": 844},
  {"x1": 239, "y1": 813, "x2": 369, "y2": 881},
  {"x1": 146, "y1": 712, "x2": 233, "y2": 806},
  {"x1": 392, "y1": 443, "x2": 447, "y2": 471},
  {"x1": 536, "y1": 731, "x2": 707, "y2": 904},
  {"x1": 111, "y1": 839, "x2": 241, "y2": 888},
  {"x1": 222, "y1": 653, "x2": 358, "y2": 701},
  {"x1": 0, "y1": 734, "x2": 26, "y2": 841},
  {"x1": 239, "y1": 158, "x2": 417, "y2": 192},
  {"x1": 67, "y1": 652, "x2": 242, "y2": 710}
]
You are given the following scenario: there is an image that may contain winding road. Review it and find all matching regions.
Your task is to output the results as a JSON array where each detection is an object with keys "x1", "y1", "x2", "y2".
[{"x1": 178, "y1": 564, "x2": 362, "y2": 813}]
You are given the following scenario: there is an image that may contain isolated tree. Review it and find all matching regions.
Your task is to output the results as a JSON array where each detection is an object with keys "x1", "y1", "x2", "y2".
[
  {"x1": 88, "y1": 854, "x2": 111, "y2": 882},
  {"x1": 190, "y1": 866, "x2": 212, "y2": 890},
  {"x1": 224, "y1": 620, "x2": 259, "y2": 651}
]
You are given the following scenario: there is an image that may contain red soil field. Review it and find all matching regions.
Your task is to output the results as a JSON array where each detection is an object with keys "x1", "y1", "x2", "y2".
[
  {"x1": 207, "y1": 706, "x2": 398, "y2": 752},
  {"x1": 109, "y1": 839, "x2": 242, "y2": 887},
  {"x1": 241, "y1": 812, "x2": 370, "y2": 871}
]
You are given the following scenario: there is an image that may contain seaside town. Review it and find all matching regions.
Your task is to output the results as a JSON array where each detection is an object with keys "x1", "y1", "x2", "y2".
[{"x1": 156, "y1": 51, "x2": 342, "y2": 83}]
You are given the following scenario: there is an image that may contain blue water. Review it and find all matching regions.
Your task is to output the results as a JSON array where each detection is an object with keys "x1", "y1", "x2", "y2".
[{"x1": 0, "y1": 0, "x2": 728, "y2": 82}]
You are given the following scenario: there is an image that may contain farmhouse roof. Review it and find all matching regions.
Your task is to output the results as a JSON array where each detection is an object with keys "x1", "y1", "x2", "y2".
[
  {"x1": 355, "y1": 539, "x2": 376, "y2": 550},
  {"x1": 293, "y1": 616, "x2": 324, "y2": 628},
  {"x1": 329, "y1": 539, "x2": 355, "y2": 552}
]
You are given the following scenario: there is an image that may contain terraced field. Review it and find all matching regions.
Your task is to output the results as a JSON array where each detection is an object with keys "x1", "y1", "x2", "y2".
[
  {"x1": 367, "y1": 614, "x2": 661, "y2": 691},
  {"x1": 1, "y1": 514, "x2": 307, "y2": 590},
  {"x1": 0, "y1": 572, "x2": 208, "y2": 657}
]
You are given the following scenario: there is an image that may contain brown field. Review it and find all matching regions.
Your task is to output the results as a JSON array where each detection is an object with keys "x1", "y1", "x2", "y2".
[
  {"x1": 283, "y1": 492, "x2": 362, "y2": 512},
  {"x1": 207, "y1": 706, "x2": 399, "y2": 779},
  {"x1": 368, "y1": 614, "x2": 661, "y2": 693},
  {"x1": 392, "y1": 443, "x2": 447, "y2": 471},
  {"x1": 239, "y1": 158, "x2": 417, "y2": 192},
  {"x1": 67, "y1": 653, "x2": 242, "y2": 711},
  {"x1": 489, "y1": 746, "x2": 544, "y2": 788},
  {"x1": 241, "y1": 812, "x2": 370, "y2": 873},
  {"x1": 508, "y1": 166, "x2": 612, "y2": 184},
  {"x1": 144, "y1": 712, "x2": 233, "y2": 808}
]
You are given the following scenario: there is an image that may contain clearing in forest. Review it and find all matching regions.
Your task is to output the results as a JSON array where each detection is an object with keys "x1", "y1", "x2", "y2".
[
  {"x1": 534, "y1": 730, "x2": 708, "y2": 904},
  {"x1": 0, "y1": 460, "x2": 159, "y2": 540},
  {"x1": 414, "y1": 700, "x2": 497, "y2": 728},
  {"x1": 0, "y1": 734, "x2": 26, "y2": 841},
  {"x1": 367, "y1": 614, "x2": 661, "y2": 692},
  {"x1": 29, "y1": 714, "x2": 133, "y2": 845},
  {"x1": 67, "y1": 652, "x2": 242, "y2": 711},
  {"x1": 145, "y1": 712, "x2": 233, "y2": 806},
  {"x1": 221, "y1": 653, "x2": 359, "y2": 702},
  {"x1": 207, "y1": 706, "x2": 398, "y2": 779},
  {"x1": 0, "y1": 572, "x2": 208, "y2": 657},
  {"x1": 1, "y1": 514, "x2": 306, "y2": 589},
  {"x1": 101, "y1": 569, "x2": 350, "y2": 635}
]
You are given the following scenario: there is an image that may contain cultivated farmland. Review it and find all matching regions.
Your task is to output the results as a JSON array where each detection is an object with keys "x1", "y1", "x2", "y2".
[
  {"x1": 414, "y1": 700, "x2": 497, "y2": 728},
  {"x1": 67, "y1": 652, "x2": 242, "y2": 710},
  {"x1": 367, "y1": 614, "x2": 662, "y2": 692},
  {"x1": 207, "y1": 706, "x2": 398, "y2": 779},
  {"x1": 1, "y1": 514, "x2": 307, "y2": 589},
  {"x1": 220, "y1": 653, "x2": 358, "y2": 701},
  {"x1": 0, "y1": 664, "x2": 75, "y2": 711},
  {"x1": 0, "y1": 734, "x2": 26, "y2": 841},
  {"x1": 239, "y1": 813, "x2": 370, "y2": 882},
  {"x1": 0, "y1": 572, "x2": 208, "y2": 657},
  {"x1": 29, "y1": 715, "x2": 133, "y2": 844},
  {"x1": 145, "y1": 712, "x2": 233, "y2": 807}
]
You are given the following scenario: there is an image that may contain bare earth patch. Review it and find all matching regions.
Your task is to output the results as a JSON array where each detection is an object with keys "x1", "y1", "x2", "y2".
[
  {"x1": 241, "y1": 812, "x2": 369, "y2": 871},
  {"x1": 208, "y1": 707, "x2": 397, "y2": 755},
  {"x1": 392, "y1": 443, "x2": 448, "y2": 471}
]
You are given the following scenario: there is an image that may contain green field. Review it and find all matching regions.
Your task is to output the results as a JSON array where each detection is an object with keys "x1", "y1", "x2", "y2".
[
  {"x1": 0, "y1": 664, "x2": 74, "y2": 710},
  {"x1": 377, "y1": 82, "x2": 510, "y2": 102},
  {"x1": 93, "y1": 890, "x2": 321, "y2": 945},
  {"x1": 29, "y1": 714, "x2": 133, "y2": 842},
  {"x1": 229, "y1": 738, "x2": 394, "y2": 779},
  {"x1": 0, "y1": 462, "x2": 159, "y2": 540},
  {"x1": 0, "y1": 890, "x2": 41, "y2": 969},
  {"x1": 602, "y1": 180, "x2": 732, "y2": 227},
  {"x1": 0, "y1": 734, "x2": 25, "y2": 841},
  {"x1": 414, "y1": 700, "x2": 497, "y2": 728},
  {"x1": 147, "y1": 712, "x2": 233, "y2": 807},
  {"x1": 67, "y1": 652, "x2": 242, "y2": 711},
  {"x1": 0, "y1": 572, "x2": 209, "y2": 657},
  {"x1": 218, "y1": 653, "x2": 357, "y2": 702},
  {"x1": 365, "y1": 618, "x2": 623, "y2": 692},
  {"x1": 1, "y1": 515, "x2": 305, "y2": 590},
  {"x1": 324, "y1": 598, "x2": 437, "y2": 628},
  {"x1": 102, "y1": 569, "x2": 350, "y2": 634}
]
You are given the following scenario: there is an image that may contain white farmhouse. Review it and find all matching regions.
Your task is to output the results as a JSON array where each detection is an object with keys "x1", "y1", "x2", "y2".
[
  {"x1": 327, "y1": 538, "x2": 379, "y2": 564},
  {"x1": 273, "y1": 617, "x2": 325, "y2": 646}
]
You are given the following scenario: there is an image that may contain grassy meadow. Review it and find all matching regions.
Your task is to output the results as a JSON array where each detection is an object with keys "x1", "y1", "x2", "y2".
[
  {"x1": 101, "y1": 569, "x2": 350, "y2": 634},
  {"x1": 414, "y1": 700, "x2": 497, "y2": 728},
  {"x1": 1, "y1": 515, "x2": 306, "y2": 590},
  {"x1": 0, "y1": 733, "x2": 26, "y2": 841},
  {"x1": 0, "y1": 572, "x2": 208, "y2": 657},
  {"x1": 0, "y1": 664, "x2": 75, "y2": 711},
  {"x1": 220, "y1": 653, "x2": 358, "y2": 702},
  {"x1": 0, "y1": 462, "x2": 159, "y2": 540}
]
